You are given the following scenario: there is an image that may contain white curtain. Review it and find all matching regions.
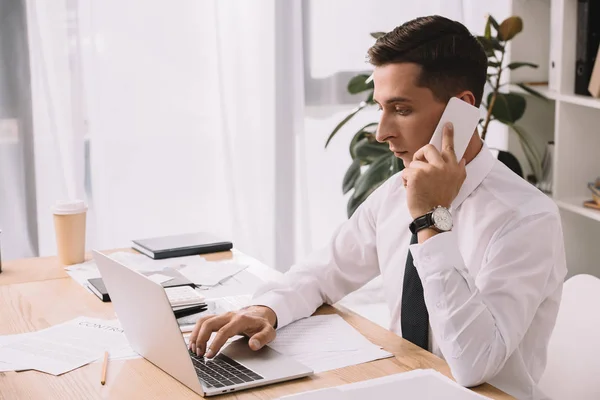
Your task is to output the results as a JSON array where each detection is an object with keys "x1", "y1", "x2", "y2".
[
  {"x1": 0, "y1": 0, "x2": 37, "y2": 260},
  {"x1": 76, "y1": 0, "x2": 281, "y2": 268}
]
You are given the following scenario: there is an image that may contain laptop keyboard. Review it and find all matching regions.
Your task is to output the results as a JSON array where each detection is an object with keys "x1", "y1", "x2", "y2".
[{"x1": 188, "y1": 350, "x2": 264, "y2": 389}]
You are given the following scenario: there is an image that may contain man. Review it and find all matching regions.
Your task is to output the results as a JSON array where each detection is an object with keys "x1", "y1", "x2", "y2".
[{"x1": 189, "y1": 15, "x2": 567, "y2": 399}]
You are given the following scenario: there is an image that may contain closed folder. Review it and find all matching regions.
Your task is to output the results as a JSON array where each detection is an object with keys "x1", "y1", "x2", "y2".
[{"x1": 131, "y1": 232, "x2": 233, "y2": 259}]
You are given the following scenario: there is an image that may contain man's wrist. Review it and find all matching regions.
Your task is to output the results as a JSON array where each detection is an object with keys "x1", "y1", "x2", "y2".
[{"x1": 417, "y1": 227, "x2": 440, "y2": 243}]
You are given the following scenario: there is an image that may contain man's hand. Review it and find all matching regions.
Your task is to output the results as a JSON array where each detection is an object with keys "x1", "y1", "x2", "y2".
[
  {"x1": 401, "y1": 122, "x2": 466, "y2": 219},
  {"x1": 188, "y1": 305, "x2": 277, "y2": 359}
]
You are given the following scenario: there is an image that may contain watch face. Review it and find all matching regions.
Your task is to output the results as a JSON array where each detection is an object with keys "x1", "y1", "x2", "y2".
[{"x1": 432, "y1": 207, "x2": 453, "y2": 231}]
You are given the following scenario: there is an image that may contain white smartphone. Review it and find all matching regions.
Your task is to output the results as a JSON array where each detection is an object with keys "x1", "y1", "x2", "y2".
[{"x1": 429, "y1": 97, "x2": 481, "y2": 161}]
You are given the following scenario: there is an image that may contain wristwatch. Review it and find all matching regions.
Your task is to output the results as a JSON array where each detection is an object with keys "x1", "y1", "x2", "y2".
[{"x1": 409, "y1": 206, "x2": 453, "y2": 234}]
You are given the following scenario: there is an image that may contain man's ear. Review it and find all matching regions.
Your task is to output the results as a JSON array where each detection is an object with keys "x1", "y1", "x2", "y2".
[{"x1": 455, "y1": 91, "x2": 476, "y2": 106}]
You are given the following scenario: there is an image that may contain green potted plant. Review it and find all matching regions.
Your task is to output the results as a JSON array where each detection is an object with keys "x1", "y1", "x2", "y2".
[{"x1": 325, "y1": 15, "x2": 547, "y2": 217}]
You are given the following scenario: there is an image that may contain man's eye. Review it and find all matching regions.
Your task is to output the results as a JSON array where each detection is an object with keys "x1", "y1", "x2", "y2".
[{"x1": 395, "y1": 108, "x2": 411, "y2": 115}]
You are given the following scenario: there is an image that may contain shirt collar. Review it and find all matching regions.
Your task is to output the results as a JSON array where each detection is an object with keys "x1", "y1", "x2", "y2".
[{"x1": 450, "y1": 141, "x2": 496, "y2": 212}]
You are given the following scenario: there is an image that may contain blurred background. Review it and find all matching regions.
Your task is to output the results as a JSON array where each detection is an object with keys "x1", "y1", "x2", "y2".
[{"x1": 3, "y1": 0, "x2": 598, "y2": 282}]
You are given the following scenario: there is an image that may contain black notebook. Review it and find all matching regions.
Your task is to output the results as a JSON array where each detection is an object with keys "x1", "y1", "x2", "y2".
[
  {"x1": 131, "y1": 232, "x2": 233, "y2": 259},
  {"x1": 87, "y1": 268, "x2": 195, "y2": 302}
]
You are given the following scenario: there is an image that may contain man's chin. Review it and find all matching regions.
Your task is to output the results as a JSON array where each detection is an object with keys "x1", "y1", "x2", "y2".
[{"x1": 398, "y1": 155, "x2": 411, "y2": 167}]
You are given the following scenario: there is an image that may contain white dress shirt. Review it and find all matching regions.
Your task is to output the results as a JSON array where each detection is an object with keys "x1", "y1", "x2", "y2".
[{"x1": 251, "y1": 143, "x2": 567, "y2": 400}]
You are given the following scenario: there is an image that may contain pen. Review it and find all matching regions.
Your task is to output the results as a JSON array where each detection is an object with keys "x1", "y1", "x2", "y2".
[{"x1": 100, "y1": 351, "x2": 108, "y2": 385}]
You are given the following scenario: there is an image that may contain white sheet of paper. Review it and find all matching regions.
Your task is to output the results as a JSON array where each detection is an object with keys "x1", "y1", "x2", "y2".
[
  {"x1": 198, "y1": 270, "x2": 263, "y2": 299},
  {"x1": 280, "y1": 369, "x2": 492, "y2": 400},
  {"x1": 178, "y1": 261, "x2": 248, "y2": 286},
  {"x1": 0, "y1": 317, "x2": 132, "y2": 375},
  {"x1": 291, "y1": 347, "x2": 393, "y2": 374},
  {"x1": 268, "y1": 315, "x2": 376, "y2": 355},
  {"x1": 148, "y1": 273, "x2": 174, "y2": 284}
]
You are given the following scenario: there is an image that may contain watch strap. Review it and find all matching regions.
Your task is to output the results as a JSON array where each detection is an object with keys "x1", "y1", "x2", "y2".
[{"x1": 409, "y1": 212, "x2": 434, "y2": 234}]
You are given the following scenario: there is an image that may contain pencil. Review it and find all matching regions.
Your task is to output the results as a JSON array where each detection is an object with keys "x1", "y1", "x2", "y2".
[{"x1": 100, "y1": 351, "x2": 108, "y2": 385}]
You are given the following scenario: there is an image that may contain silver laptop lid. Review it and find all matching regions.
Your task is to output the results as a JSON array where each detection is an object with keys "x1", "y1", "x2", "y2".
[{"x1": 93, "y1": 250, "x2": 204, "y2": 396}]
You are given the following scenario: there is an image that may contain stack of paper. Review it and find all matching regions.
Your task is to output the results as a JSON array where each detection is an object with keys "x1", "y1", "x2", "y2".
[
  {"x1": 267, "y1": 315, "x2": 393, "y2": 374},
  {"x1": 64, "y1": 251, "x2": 249, "y2": 298},
  {"x1": 278, "y1": 369, "x2": 493, "y2": 400},
  {"x1": 178, "y1": 259, "x2": 248, "y2": 286},
  {"x1": 0, "y1": 317, "x2": 138, "y2": 375}
]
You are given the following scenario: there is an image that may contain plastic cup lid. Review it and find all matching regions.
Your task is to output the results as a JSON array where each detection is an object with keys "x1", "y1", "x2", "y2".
[{"x1": 52, "y1": 200, "x2": 88, "y2": 215}]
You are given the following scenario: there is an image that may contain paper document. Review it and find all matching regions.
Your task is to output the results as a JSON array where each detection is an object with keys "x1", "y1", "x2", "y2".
[
  {"x1": 179, "y1": 260, "x2": 248, "y2": 286},
  {"x1": 268, "y1": 315, "x2": 377, "y2": 355},
  {"x1": 268, "y1": 315, "x2": 393, "y2": 373},
  {"x1": 198, "y1": 270, "x2": 263, "y2": 299},
  {"x1": 292, "y1": 347, "x2": 392, "y2": 374},
  {"x1": 0, "y1": 317, "x2": 134, "y2": 375},
  {"x1": 279, "y1": 369, "x2": 492, "y2": 400},
  {"x1": 148, "y1": 273, "x2": 174, "y2": 284}
]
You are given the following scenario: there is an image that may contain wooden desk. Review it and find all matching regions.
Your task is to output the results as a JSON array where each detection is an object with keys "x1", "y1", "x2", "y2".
[{"x1": 0, "y1": 251, "x2": 513, "y2": 399}]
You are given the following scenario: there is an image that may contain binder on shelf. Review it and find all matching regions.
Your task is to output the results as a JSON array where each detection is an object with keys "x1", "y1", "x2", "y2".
[
  {"x1": 575, "y1": 0, "x2": 600, "y2": 96},
  {"x1": 588, "y1": 45, "x2": 600, "y2": 97}
]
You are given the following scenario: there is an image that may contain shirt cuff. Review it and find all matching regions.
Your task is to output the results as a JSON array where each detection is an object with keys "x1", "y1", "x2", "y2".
[
  {"x1": 409, "y1": 231, "x2": 466, "y2": 279},
  {"x1": 247, "y1": 290, "x2": 294, "y2": 330}
]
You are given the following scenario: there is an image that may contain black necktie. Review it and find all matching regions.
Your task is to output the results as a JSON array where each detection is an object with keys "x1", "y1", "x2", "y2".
[{"x1": 401, "y1": 233, "x2": 429, "y2": 350}]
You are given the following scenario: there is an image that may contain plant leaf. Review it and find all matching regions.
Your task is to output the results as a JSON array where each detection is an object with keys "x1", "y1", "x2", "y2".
[
  {"x1": 484, "y1": 17, "x2": 492, "y2": 39},
  {"x1": 508, "y1": 123, "x2": 542, "y2": 180},
  {"x1": 342, "y1": 158, "x2": 362, "y2": 194},
  {"x1": 506, "y1": 62, "x2": 538, "y2": 70},
  {"x1": 498, "y1": 16, "x2": 523, "y2": 41},
  {"x1": 370, "y1": 32, "x2": 386, "y2": 39},
  {"x1": 513, "y1": 83, "x2": 549, "y2": 101},
  {"x1": 325, "y1": 101, "x2": 367, "y2": 148},
  {"x1": 491, "y1": 38, "x2": 505, "y2": 51},
  {"x1": 476, "y1": 36, "x2": 494, "y2": 52},
  {"x1": 488, "y1": 15, "x2": 500, "y2": 32},
  {"x1": 352, "y1": 154, "x2": 393, "y2": 199},
  {"x1": 349, "y1": 123, "x2": 378, "y2": 158},
  {"x1": 347, "y1": 74, "x2": 374, "y2": 94},
  {"x1": 353, "y1": 139, "x2": 390, "y2": 163},
  {"x1": 477, "y1": 36, "x2": 503, "y2": 55},
  {"x1": 488, "y1": 92, "x2": 526, "y2": 123},
  {"x1": 488, "y1": 61, "x2": 502, "y2": 68}
]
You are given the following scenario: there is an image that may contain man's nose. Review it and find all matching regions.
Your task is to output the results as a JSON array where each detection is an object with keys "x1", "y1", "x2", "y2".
[{"x1": 375, "y1": 114, "x2": 394, "y2": 143}]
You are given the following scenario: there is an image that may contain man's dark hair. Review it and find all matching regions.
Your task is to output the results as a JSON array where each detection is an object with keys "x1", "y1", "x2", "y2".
[{"x1": 368, "y1": 15, "x2": 488, "y2": 107}]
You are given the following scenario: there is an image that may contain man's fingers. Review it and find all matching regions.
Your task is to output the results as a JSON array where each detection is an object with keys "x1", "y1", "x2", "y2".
[
  {"x1": 195, "y1": 314, "x2": 233, "y2": 357},
  {"x1": 206, "y1": 319, "x2": 244, "y2": 359},
  {"x1": 413, "y1": 144, "x2": 443, "y2": 166},
  {"x1": 249, "y1": 325, "x2": 276, "y2": 351},
  {"x1": 441, "y1": 122, "x2": 457, "y2": 163},
  {"x1": 189, "y1": 314, "x2": 216, "y2": 352},
  {"x1": 401, "y1": 162, "x2": 430, "y2": 187}
]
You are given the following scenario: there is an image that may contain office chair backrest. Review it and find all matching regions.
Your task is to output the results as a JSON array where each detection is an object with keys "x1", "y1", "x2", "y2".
[{"x1": 537, "y1": 274, "x2": 600, "y2": 400}]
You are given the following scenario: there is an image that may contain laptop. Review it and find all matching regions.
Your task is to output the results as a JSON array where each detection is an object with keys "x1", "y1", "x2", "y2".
[{"x1": 93, "y1": 250, "x2": 313, "y2": 397}]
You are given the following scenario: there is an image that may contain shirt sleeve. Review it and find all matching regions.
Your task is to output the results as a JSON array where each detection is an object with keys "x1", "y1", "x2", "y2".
[
  {"x1": 248, "y1": 184, "x2": 386, "y2": 329},
  {"x1": 409, "y1": 211, "x2": 566, "y2": 387}
]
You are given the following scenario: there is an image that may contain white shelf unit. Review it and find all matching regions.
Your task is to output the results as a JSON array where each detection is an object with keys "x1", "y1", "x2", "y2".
[{"x1": 506, "y1": 0, "x2": 600, "y2": 278}]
